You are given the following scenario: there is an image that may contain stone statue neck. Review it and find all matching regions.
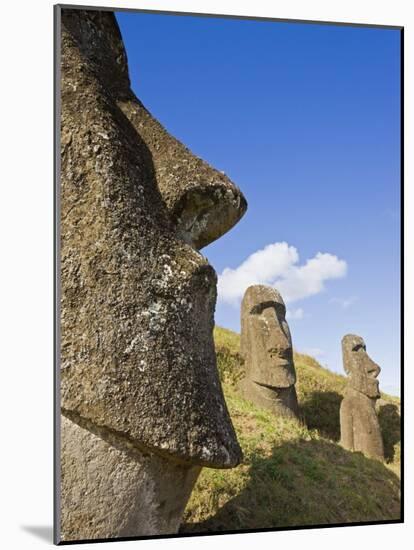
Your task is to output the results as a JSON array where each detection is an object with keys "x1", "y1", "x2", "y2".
[{"x1": 345, "y1": 385, "x2": 377, "y2": 404}]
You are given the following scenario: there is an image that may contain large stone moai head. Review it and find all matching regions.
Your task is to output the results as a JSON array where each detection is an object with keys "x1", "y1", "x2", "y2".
[
  {"x1": 239, "y1": 285, "x2": 299, "y2": 418},
  {"x1": 340, "y1": 334, "x2": 384, "y2": 461},
  {"x1": 342, "y1": 334, "x2": 381, "y2": 399},
  {"x1": 59, "y1": 8, "x2": 246, "y2": 541}
]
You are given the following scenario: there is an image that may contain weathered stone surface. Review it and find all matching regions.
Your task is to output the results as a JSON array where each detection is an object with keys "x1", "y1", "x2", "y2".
[
  {"x1": 60, "y1": 10, "x2": 246, "y2": 252},
  {"x1": 340, "y1": 334, "x2": 384, "y2": 460},
  {"x1": 116, "y1": 102, "x2": 247, "y2": 251},
  {"x1": 238, "y1": 285, "x2": 299, "y2": 419},
  {"x1": 60, "y1": 416, "x2": 201, "y2": 540},
  {"x1": 59, "y1": 8, "x2": 246, "y2": 540}
]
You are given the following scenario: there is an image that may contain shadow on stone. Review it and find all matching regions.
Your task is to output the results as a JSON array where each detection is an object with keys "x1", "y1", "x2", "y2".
[
  {"x1": 300, "y1": 391, "x2": 343, "y2": 441},
  {"x1": 378, "y1": 403, "x2": 401, "y2": 462},
  {"x1": 21, "y1": 525, "x2": 53, "y2": 543},
  {"x1": 181, "y1": 439, "x2": 401, "y2": 534}
]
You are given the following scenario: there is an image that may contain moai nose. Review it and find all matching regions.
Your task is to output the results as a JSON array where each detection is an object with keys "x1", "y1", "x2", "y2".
[
  {"x1": 266, "y1": 317, "x2": 291, "y2": 358},
  {"x1": 366, "y1": 356, "x2": 381, "y2": 378}
]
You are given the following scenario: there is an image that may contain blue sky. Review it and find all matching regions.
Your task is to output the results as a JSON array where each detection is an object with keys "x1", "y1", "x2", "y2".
[{"x1": 116, "y1": 12, "x2": 401, "y2": 396}]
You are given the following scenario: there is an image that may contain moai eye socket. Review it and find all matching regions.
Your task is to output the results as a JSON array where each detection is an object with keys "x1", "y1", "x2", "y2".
[
  {"x1": 250, "y1": 303, "x2": 266, "y2": 315},
  {"x1": 275, "y1": 302, "x2": 286, "y2": 318},
  {"x1": 250, "y1": 301, "x2": 286, "y2": 318},
  {"x1": 352, "y1": 343, "x2": 366, "y2": 352}
]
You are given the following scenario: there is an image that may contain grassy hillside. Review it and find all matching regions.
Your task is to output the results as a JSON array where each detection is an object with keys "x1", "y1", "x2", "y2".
[{"x1": 181, "y1": 326, "x2": 401, "y2": 533}]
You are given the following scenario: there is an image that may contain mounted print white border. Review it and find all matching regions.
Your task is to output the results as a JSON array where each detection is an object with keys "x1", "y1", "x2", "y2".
[{"x1": 1, "y1": 1, "x2": 411, "y2": 549}]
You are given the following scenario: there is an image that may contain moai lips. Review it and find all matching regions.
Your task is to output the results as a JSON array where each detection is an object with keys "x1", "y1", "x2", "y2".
[
  {"x1": 340, "y1": 334, "x2": 384, "y2": 461},
  {"x1": 239, "y1": 285, "x2": 299, "y2": 419},
  {"x1": 59, "y1": 8, "x2": 246, "y2": 540}
]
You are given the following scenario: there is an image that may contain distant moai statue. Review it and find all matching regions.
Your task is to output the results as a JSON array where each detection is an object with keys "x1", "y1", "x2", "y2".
[
  {"x1": 239, "y1": 285, "x2": 300, "y2": 419},
  {"x1": 59, "y1": 9, "x2": 246, "y2": 542},
  {"x1": 340, "y1": 334, "x2": 384, "y2": 460}
]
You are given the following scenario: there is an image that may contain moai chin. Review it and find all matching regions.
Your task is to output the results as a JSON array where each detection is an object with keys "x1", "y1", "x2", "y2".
[
  {"x1": 59, "y1": 9, "x2": 246, "y2": 541},
  {"x1": 340, "y1": 334, "x2": 384, "y2": 460},
  {"x1": 239, "y1": 285, "x2": 300, "y2": 419}
]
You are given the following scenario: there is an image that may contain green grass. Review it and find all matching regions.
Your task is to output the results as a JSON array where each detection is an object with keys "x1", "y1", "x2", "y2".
[{"x1": 181, "y1": 326, "x2": 401, "y2": 533}]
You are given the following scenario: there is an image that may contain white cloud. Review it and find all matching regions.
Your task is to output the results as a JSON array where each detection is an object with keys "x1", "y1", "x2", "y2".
[
  {"x1": 217, "y1": 241, "x2": 347, "y2": 306},
  {"x1": 286, "y1": 308, "x2": 304, "y2": 320},
  {"x1": 329, "y1": 296, "x2": 358, "y2": 309}
]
